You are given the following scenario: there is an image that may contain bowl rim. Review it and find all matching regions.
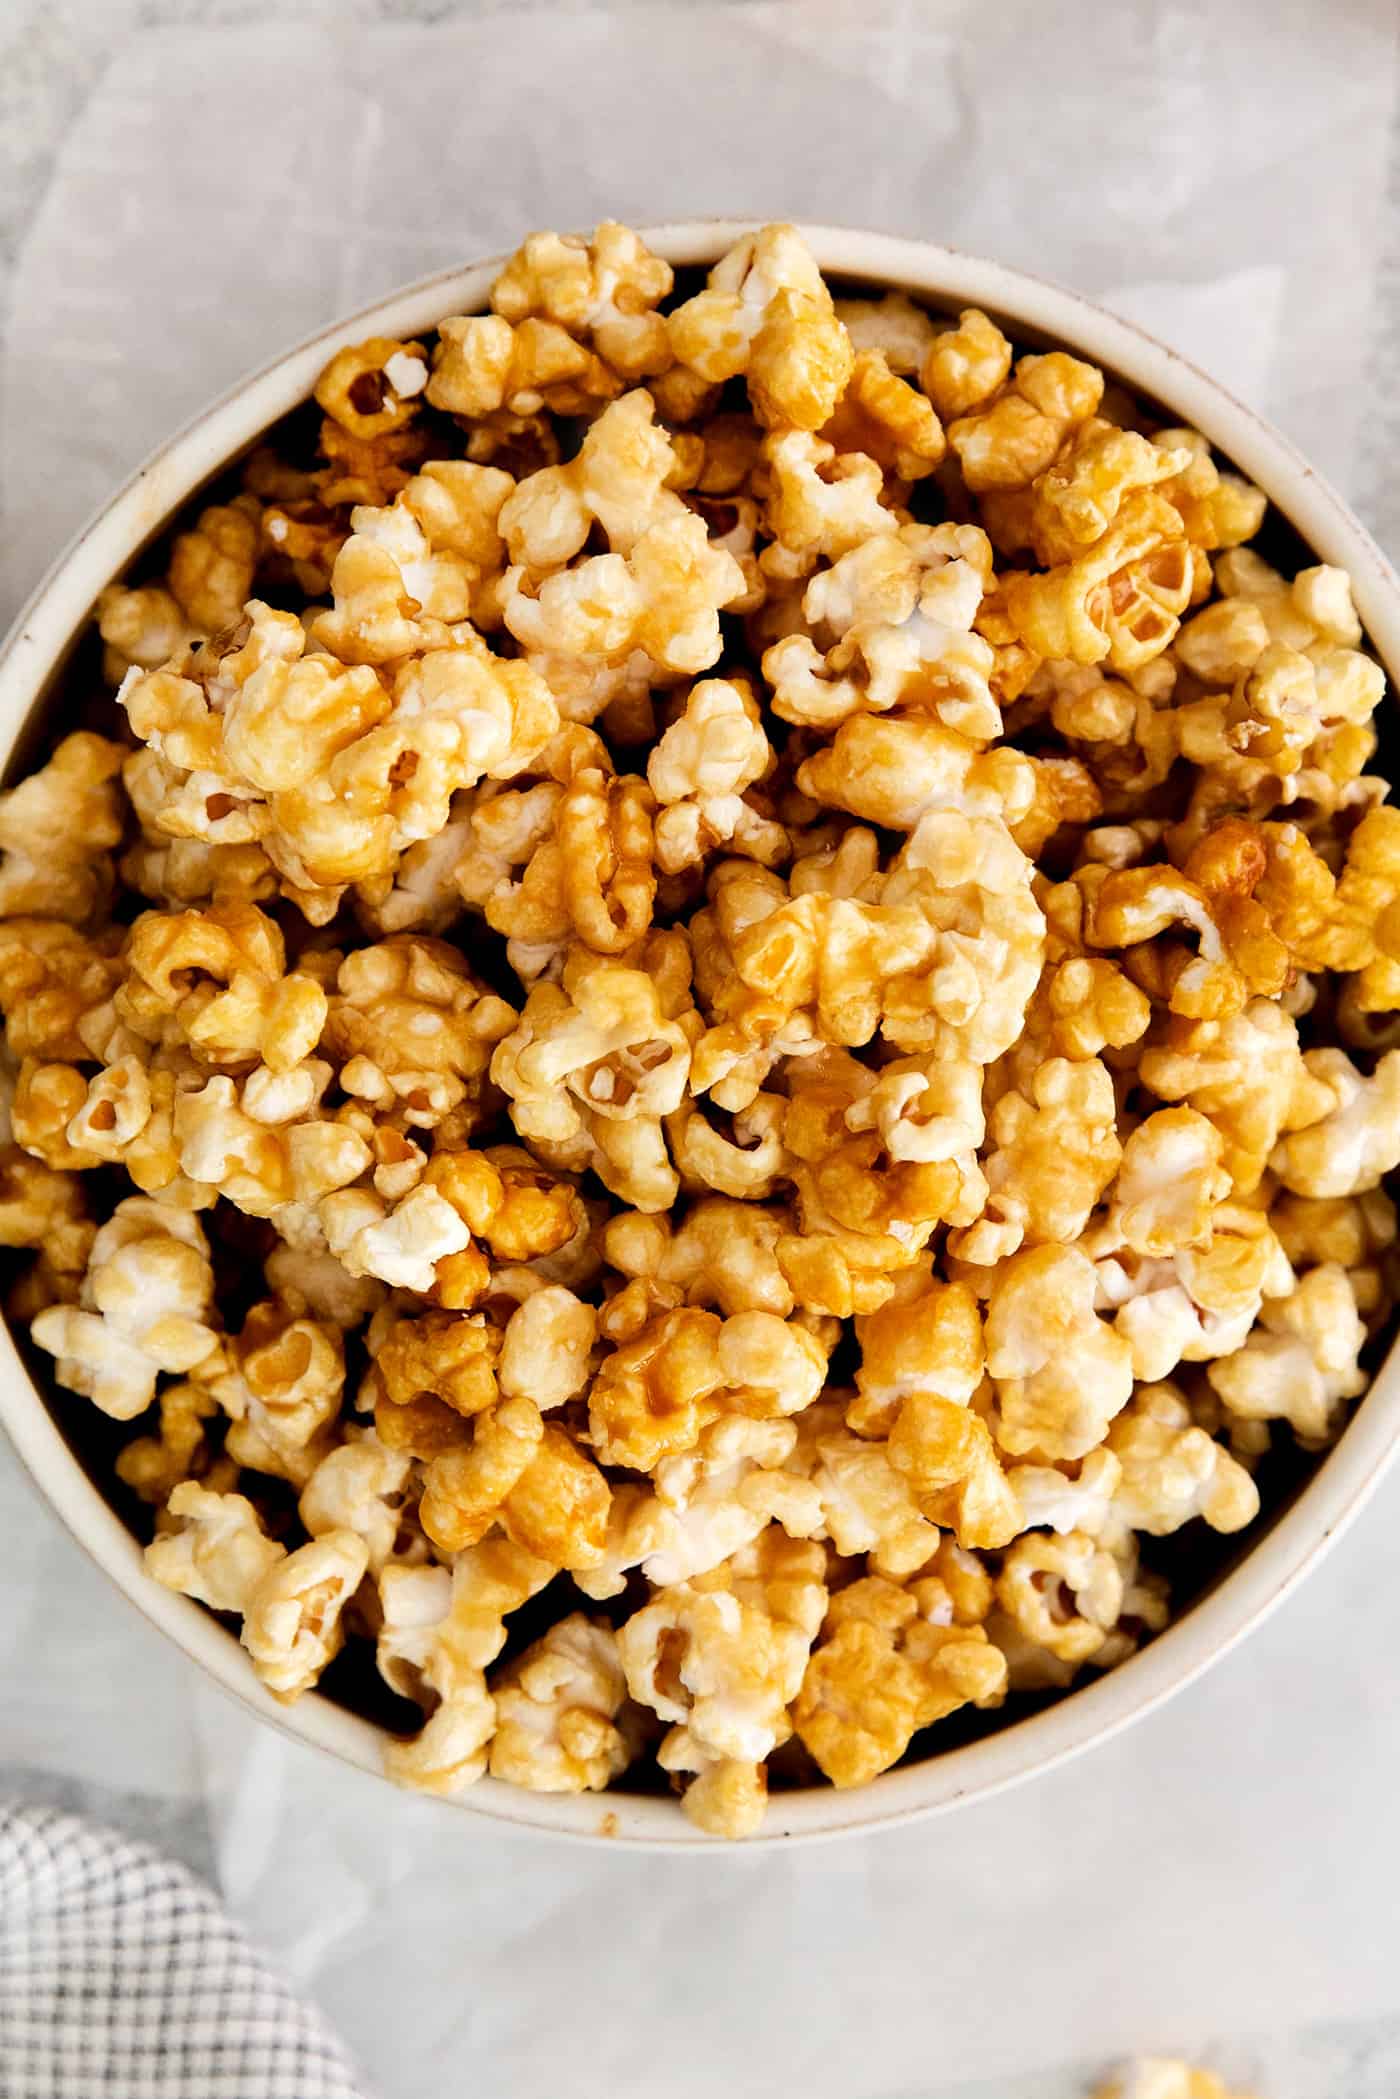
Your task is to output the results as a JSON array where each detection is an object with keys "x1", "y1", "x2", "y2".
[{"x1": 2, "y1": 219, "x2": 1398, "y2": 1849}]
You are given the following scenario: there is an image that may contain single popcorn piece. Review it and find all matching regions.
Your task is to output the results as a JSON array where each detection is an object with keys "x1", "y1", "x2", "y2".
[
  {"x1": 850, "y1": 1275, "x2": 985, "y2": 1435},
  {"x1": 30, "y1": 1197, "x2": 221, "y2": 1419},
  {"x1": 315, "y1": 336, "x2": 431, "y2": 437},
  {"x1": 1107, "y1": 1107, "x2": 1232, "y2": 1257},
  {"x1": 1269, "y1": 1047, "x2": 1400, "y2": 1197},
  {"x1": 667, "y1": 222, "x2": 853, "y2": 430},
  {"x1": 1005, "y1": 1448, "x2": 1123, "y2": 1537},
  {"x1": 0, "y1": 733, "x2": 126, "y2": 925},
  {"x1": 646, "y1": 677, "x2": 779, "y2": 874},
  {"x1": 147, "y1": 1482, "x2": 369, "y2": 1701},
  {"x1": 146, "y1": 1482, "x2": 286, "y2": 1612},
  {"x1": 960, "y1": 1055, "x2": 1122, "y2": 1261},
  {"x1": 820, "y1": 350, "x2": 946, "y2": 480},
  {"x1": 298, "y1": 1429, "x2": 415, "y2": 1571},
  {"x1": 793, "y1": 1573, "x2": 1007, "y2": 1788},
  {"x1": 1093, "y1": 2060, "x2": 1261, "y2": 2099},
  {"x1": 221, "y1": 1295, "x2": 346, "y2": 1485},
  {"x1": 620, "y1": 1532, "x2": 828, "y2": 1834},
  {"x1": 1091, "y1": 1199, "x2": 1295, "y2": 1384},
  {"x1": 920, "y1": 308, "x2": 1014, "y2": 421},
  {"x1": 488, "y1": 1613, "x2": 642, "y2": 1792},
  {"x1": 324, "y1": 935, "x2": 516, "y2": 1131},
  {"x1": 240, "y1": 1529, "x2": 370, "y2": 1699},
  {"x1": 378, "y1": 1544, "x2": 544, "y2": 1795},
  {"x1": 589, "y1": 1305, "x2": 828, "y2": 1471},
  {"x1": 995, "y1": 1530, "x2": 1124, "y2": 1665},
  {"x1": 781, "y1": 1399, "x2": 935, "y2": 1577},
  {"x1": 984, "y1": 1243, "x2": 1134, "y2": 1459},
  {"x1": 645, "y1": 1413, "x2": 818, "y2": 1585},
  {"x1": 1207, "y1": 1263, "x2": 1368, "y2": 1443},
  {"x1": 947, "y1": 347, "x2": 1102, "y2": 491},
  {"x1": 491, "y1": 944, "x2": 692, "y2": 1210},
  {"x1": 491, "y1": 223, "x2": 674, "y2": 379},
  {"x1": 1104, "y1": 1384, "x2": 1259, "y2": 1536},
  {"x1": 601, "y1": 1197, "x2": 798, "y2": 1317},
  {"x1": 767, "y1": 523, "x2": 999, "y2": 740},
  {"x1": 834, "y1": 291, "x2": 940, "y2": 377}
]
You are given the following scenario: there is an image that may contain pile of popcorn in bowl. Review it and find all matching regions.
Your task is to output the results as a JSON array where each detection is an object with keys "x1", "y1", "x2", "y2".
[{"x1": 2, "y1": 220, "x2": 1397, "y2": 1840}]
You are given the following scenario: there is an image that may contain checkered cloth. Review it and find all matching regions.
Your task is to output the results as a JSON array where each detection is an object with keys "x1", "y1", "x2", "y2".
[{"x1": 0, "y1": 1800, "x2": 373, "y2": 2097}]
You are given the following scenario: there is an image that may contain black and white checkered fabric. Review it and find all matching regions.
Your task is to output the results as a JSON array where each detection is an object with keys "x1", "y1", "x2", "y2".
[{"x1": 0, "y1": 1800, "x2": 372, "y2": 2098}]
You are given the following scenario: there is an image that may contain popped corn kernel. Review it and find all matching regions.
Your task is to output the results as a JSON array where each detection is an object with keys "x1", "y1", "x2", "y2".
[
  {"x1": 315, "y1": 337, "x2": 431, "y2": 438},
  {"x1": 31, "y1": 1197, "x2": 220, "y2": 1420},
  {"x1": 985, "y1": 1243, "x2": 1134, "y2": 1459},
  {"x1": 116, "y1": 1378, "x2": 220, "y2": 1505},
  {"x1": 947, "y1": 348, "x2": 1103, "y2": 492},
  {"x1": 620, "y1": 1534, "x2": 827, "y2": 1831},
  {"x1": 1270, "y1": 1047, "x2": 1400, "y2": 1197},
  {"x1": 489, "y1": 1614, "x2": 642, "y2": 1792},
  {"x1": 1094, "y1": 2061, "x2": 1259, "y2": 2099},
  {"x1": 667, "y1": 223, "x2": 853, "y2": 431},
  {"x1": 885, "y1": 1387, "x2": 1019, "y2": 1549},
  {"x1": 299, "y1": 1429, "x2": 415, "y2": 1572},
  {"x1": 767, "y1": 523, "x2": 999, "y2": 740},
  {"x1": 1107, "y1": 1107, "x2": 1231, "y2": 1257},
  {"x1": 241, "y1": 1528, "x2": 370, "y2": 1700},
  {"x1": 325, "y1": 934, "x2": 514, "y2": 1131},
  {"x1": 821, "y1": 351, "x2": 946, "y2": 480},
  {"x1": 647, "y1": 677, "x2": 778, "y2": 874},
  {"x1": 758, "y1": 429, "x2": 894, "y2": 579},
  {"x1": 166, "y1": 497, "x2": 260, "y2": 633},
  {"x1": 429, "y1": 312, "x2": 620, "y2": 421},
  {"x1": 602, "y1": 1197, "x2": 796, "y2": 1317},
  {"x1": 221, "y1": 1296, "x2": 346, "y2": 1486},
  {"x1": 996, "y1": 1530, "x2": 1124, "y2": 1664},
  {"x1": 782, "y1": 1399, "x2": 935, "y2": 1577},
  {"x1": 1207, "y1": 1262, "x2": 1367, "y2": 1442},
  {"x1": 1105, "y1": 1384, "x2": 1259, "y2": 1535},
  {"x1": 960, "y1": 1055, "x2": 1122, "y2": 1260},
  {"x1": 920, "y1": 308, "x2": 1013, "y2": 421},
  {"x1": 145, "y1": 1481, "x2": 286, "y2": 1614},
  {"x1": 0, "y1": 734, "x2": 125, "y2": 925},
  {"x1": 491, "y1": 222, "x2": 673, "y2": 380},
  {"x1": 850, "y1": 1276, "x2": 984, "y2": 1435},
  {"x1": 831, "y1": 292, "x2": 936, "y2": 377},
  {"x1": 793, "y1": 1574, "x2": 1006, "y2": 1787},
  {"x1": 589, "y1": 1305, "x2": 828, "y2": 1471}
]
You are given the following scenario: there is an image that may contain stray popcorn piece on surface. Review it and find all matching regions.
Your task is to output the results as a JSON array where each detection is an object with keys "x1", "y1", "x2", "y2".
[
  {"x1": 1093, "y1": 2061, "x2": 1260, "y2": 2099},
  {"x1": 10, "y1": 214, "x2": 1398, "y2": 1835}
]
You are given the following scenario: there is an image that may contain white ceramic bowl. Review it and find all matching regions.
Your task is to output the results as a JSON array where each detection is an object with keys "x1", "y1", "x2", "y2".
[{"x1": 2, "y1": 224, "x2": 1398, "y2": 1848}]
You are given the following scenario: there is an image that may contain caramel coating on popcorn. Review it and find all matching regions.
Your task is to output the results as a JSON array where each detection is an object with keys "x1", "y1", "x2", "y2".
[
  {"x1": 794, "y1": 1573, "x2": 1006, "y2": 1787},
  {"x1": 9, "y1": 219, "x2": 1397, "y2": 1834}
]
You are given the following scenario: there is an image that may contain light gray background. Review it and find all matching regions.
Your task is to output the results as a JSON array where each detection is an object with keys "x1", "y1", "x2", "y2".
[{"x1": 4, "y1": 6, "x2": 1400, "y2": 2096}]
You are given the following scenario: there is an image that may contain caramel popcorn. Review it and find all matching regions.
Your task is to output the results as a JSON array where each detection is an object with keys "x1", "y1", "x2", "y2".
[
  {"x1": 1093, "y1": 2060, "x2": 1260, "y2": 2099},
  {"x1": 147, "y1": 1481, "x2": 368, "y2": 1700},
  {"x1": 793, "y1": 1573, "x2": 1006, "y2": 1787},
  {"x1": 489, "y1": 1613, "x2": 642, "y2": 1791},
  {"x1": 10, "y1": 219, "x2": 1396, "y2": 1835}
]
